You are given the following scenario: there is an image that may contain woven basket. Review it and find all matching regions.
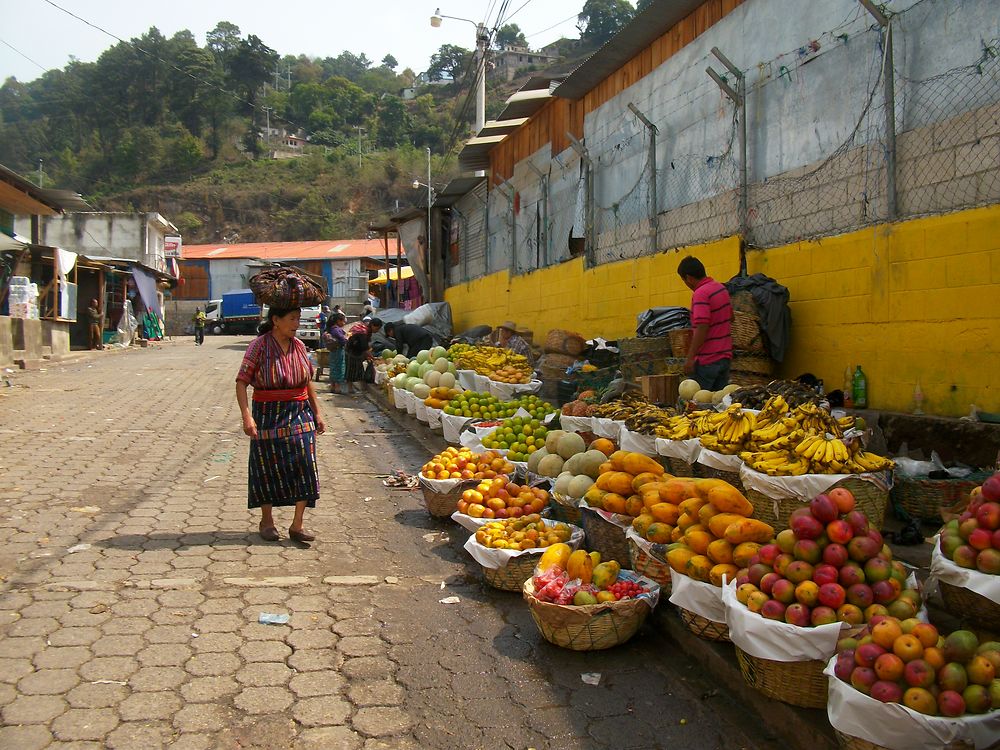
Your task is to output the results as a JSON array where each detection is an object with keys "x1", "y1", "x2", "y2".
[
  {"x1": 746, "y1": 475, "x2": 889, "y2": 532},
  {"x1": 548, "y1": 497, "x2": 582, "y2": 526},
  {"x1": 732, "y1": 311, "x2": 766, "y2": 353},
  {"x1": 544, "y1": 329, "x2": 586, "y2": 356},
  {"x1": 735, "y1": 647, "x2": 827, "y2": 708},
  {"x1": 729, "y1": 370, "x2": 774, "y2": 388},
  {"x1": 678, "y1": 607, "x2": 730, "y2": 642},
  {"x1": 581, "y1": 507, "x2": 629, "y2": 565},
  {"x1": 627, "y1": 536, "x2": 672, "y2": 591},
  {"x1": 834, "y1": 731, "x2": 974, "y2": 750},
  {"x1": 890, "y1": 471, "x2": 990, "y2": 523},
  {"x1": 664, "y1": 456, "x2": 695, "y2": 477},
  {"x1": 619, "y1": 336, "x2": 671, "y2": 359},
  {"x1": 668, "y1": 329, "x2": 693, "y2": 358},
  {"x1": 420, "y1": 480, "x2": 476, "y2": 519},
  {"x1": 693, "y1": 463, "x2": 744, "y2": 492},
  {"x1": 939, "y1": 581, "x2": 1000, "y2": 633},
  {"x1": 731, "y1": 352, "x2": 775, "y2": 376},
  {"x1": 523, "y1": 580, "x2": 651, "y2": 650},
  {"x1": 482, "y1": 552, "x2": 542, "y2": 592}
]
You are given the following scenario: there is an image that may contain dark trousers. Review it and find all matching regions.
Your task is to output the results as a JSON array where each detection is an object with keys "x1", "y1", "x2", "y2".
[
  {"x1": 694, "y1": 358, "x2": 731, "y2": 391},
  {"x1": 195, "y1": 327, "x2": 205, "y2": 345},
  {"x1": 89, "y1": 323, "x2": 102, "y2": 349}
]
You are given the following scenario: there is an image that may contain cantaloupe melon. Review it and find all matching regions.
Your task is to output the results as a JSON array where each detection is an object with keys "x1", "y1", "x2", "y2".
[
  {"x1": 527, "y1": 447, "x2": 549, "y2": 473},
  {"x1": 553, "y1": 472, "x2": 574, "y2": 496},
  {"x1": 556, "y1": 432, "x2": 586, "y2": 459},
  {"x1": 424, "y1": 370, "x2": 441, "y2": 388},
  {"x1": 679, "y1": 379, "x2": 701, "y2": 401},
  {"x1": 412, "y1": 383, "x2": 431, "y2": 400},
  {"x1": 439, "y1": 372, "x2": 456, "y2": 389},
  {"x1": 693, "y1": 389, "x2": 713, "y2": 403},
  {"x1": 406, "y1": 361, "x2": 421, "y2": 378},
  {"x1": 430, "y1": 346, "x2": 447, "y2": 360},
  {"x1": 416, "y1": 350, "x2": 430, "y2": 364},
  {"x1": 563, "y1": 453, "x2": 583, "y2": 476},
  {"x1": 567, "y1": 475, "x2": 595, "y2": 498},
  {"x1": 579, "y1": 450, "x2": 608, "y2": 479},
  {"x1": 544, "y1": 430, "x2": 567, "y2": 454},
  {"x1": 391, "y1": 374, "x2": 407, "y2": 388},
  {"x1": 537, "y1": 453, "x2": 565, "y2": 477},
  {"x1": 433, "y1": 357, "x2": 449, "y2": 373},
  {"x1": 711, "y1": 390, "x2": 725, "y2": 404}
]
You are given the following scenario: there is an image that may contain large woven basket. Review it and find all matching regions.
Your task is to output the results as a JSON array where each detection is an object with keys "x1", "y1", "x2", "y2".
[
  {"x1": 833, "y1": 731, "x2": 974, "y2": 750},
  {"x1": 619, "y1": 336, "x2": 671, "y2": 359},
  {"x1": 694, "y1": 463, "x2": 744, "y2": 492},
  {"x1": 731, "y1": 352, "x2": 775, "y2": 376},
  {"x1": 482, "y1": 552, "x2": 543, "y2": 592},
  {"x1": 420, "y1": 480, "x2": 476, "y2": 519},
  {"x1": 735, "y1": 647, "x2": 827, "y2": 708},
  {"x1": 549, "y1": 494, "x2": 582, "y2": 525},
  {"x1": 732, "y1": 311, "x2": 766, "y2": 353},
  {"x1": 890, "y1": 471, "x2": 990, "y2": 523},
  {"x1": 939, "y1": 581, "x2": 1000, "y2": 633},
  {"x1": 730, "y1": 370, "x2": 774, "y2": 387},
  {"x1": 668, "y1": 328, "x2": 692, "y2": 358},
  {"x1": 523, "y1": 580, "x2": 651, "y2": 651},
  {"x1": 678, "y1": 607, "x2": 730, "y2": 641},
  {"x1": 747, "y1": 475, "x2": 889, "y2": 532},
  {"x1": 580, "y1": 506, "x2": 629, "y2": 565},
  {"x1": 664, "y1": 456, "x2": 695, "y2": 477},
  {"x1": 544, "y1": 329, "x2": 586, "y2": 356},
  {"x1": 627, "y1": 536, "x2": 671, "y2": 591}
]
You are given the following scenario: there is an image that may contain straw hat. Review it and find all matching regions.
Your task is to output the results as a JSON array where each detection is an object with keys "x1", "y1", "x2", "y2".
[{"x1": 498, "y1": 321, "x2": 518, "y2": 332}]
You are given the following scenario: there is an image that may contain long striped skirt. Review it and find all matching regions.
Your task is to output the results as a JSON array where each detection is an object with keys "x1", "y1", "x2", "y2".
[
  {"x1": 345, "y1": 352, "x2": 367, "y2": 383},
  {"x1": 248, "y1": 400, "x2": 319, "y2": 509},
  {"x1": 328, "y1": 348, "x2": 346, "y2": 384}
]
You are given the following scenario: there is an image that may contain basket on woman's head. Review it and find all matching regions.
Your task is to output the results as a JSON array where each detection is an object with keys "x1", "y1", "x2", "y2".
[{"x1": 250, "y1": 268, "x2": 326, "y2": 308}]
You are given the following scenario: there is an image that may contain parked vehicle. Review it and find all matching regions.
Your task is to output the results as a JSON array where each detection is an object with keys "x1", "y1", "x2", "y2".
[
  {"x1": 296, "y1": 306, "x2": 323, "y2": 349},
  {"x1": 215, "y1": 290, "x2": 261, "y2": 335},
  {"x1": 204, "y1": 299, "x2": 222, "y2": 334}
]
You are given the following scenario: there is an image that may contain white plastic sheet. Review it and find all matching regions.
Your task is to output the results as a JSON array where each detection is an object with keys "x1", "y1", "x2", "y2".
[
  {"x1": 419, "y1": 475, "x2": 468, "y2": 493},
  {"x1": 559, "y1": 415, "x2": 594, "y2": 434},
  {"x1": 458, "y1": 519, "x2": 586, "y2": 569},
  {"x1": 738, "y1": 465, "x2": 893, "y2": 504},
  {"x1": 392, "y1": 387, "x2": 408, "y2": 410},
  {"x1": 489, "y1": 379, "x2": 542, "y2": 401},
  {"x1": 668, "y1": 570, "x2": 727, "y2": 624},
  {"x1": 695, "y1": 448, "x2": 743, "y2": 473},
  {"x1": 722, "y1": 579, "x2": 845, "y2": 661},
  {"x1": 441, "y1": 412, "x2": 472, "y2": 444},
  {"x1": 654, "y1": 437, "x2": 702, "y2": 464},
  {"x1": 456, "y1": 369, "x2": 487, "y2": 392},
  {"x1": 619, "y1": 428, "x2": 657, "y2": 456},
  {"x1": 929, "y1": 537, "x2": 1000, "y2": 604},
  {"x1": 578, "y1": 501, "x2": 633, "y2": 530},
  {"x1": 824, "y1": 657, "x2": 1000, "y2": 750},
  {"x1": 591, "y1": 417, "x2": 622, "y2": 440},
  {"x1": 415, "y1": 399, "x2": 429, "y2": 423},
  {"x1": 426, "y1": 407, "x2": 443, "y2": 430}
]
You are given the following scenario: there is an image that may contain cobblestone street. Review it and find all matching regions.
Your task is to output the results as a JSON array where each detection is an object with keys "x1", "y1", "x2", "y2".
[{"x1": 0, "y1": 338, "x2": 775, "y2": 750}]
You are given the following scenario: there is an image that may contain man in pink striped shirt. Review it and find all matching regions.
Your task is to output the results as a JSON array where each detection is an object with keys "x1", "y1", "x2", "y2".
[{"x1": 678, "y1": 256, "x2": 733, "y2": 391}]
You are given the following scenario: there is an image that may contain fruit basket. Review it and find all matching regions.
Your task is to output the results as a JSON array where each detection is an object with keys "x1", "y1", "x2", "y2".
[
  {"x1": 670, "y1": 570, "x2": 731, "y2": 642},
  {"x1": 625, "y1": 529, "x2": 671, "y2": 591},
  {"x1": 678, "y1": 607, "x2": 730, "y2": 642},
  {"x1": 890, "y1": 470, "x2": 991, "y2": 523},
  {"x1": 833, "y1": 731, "x2": 975, "y2": 750},
  {"x1": 549, "y1": 492, "x2": 582, "y2": 526},
  {"x1": 930, "y1": 539, "x2": 1000, "y2": 633},
  {"x1": 735, "y1": 648, "x2": 828, "y2": 708},
  {"x1": 484, "y1": 552, "x2": 545, "y2": 592},
  {"x1": 731, "y1": 311, "x2": 765, "y2": 353},
  {"x1": 742, "y1": 472, "x2": 891, "y2": 533},
  {"x1": 694, "y1": 450, "x2": 745, "y2": 492},
  {"x1": 939, "y1": 582, "x2": 1000, "y2": 633},
  {"x1": 523, "y1": 573, "x2": 658, "y2": 650},
  {"x1": 580, "y1": 504, "x2": 630, "y2": 565},
  {"x1": 665, "y1": 456, "x2": 695, "y2": 477},
  {"x1": 418, "y1": 477, "x2": 478, "y2": 519}
]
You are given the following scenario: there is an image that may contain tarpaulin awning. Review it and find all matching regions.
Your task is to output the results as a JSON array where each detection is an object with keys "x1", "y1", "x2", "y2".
[{"x1": 371, "y1": 266, "x2": 414, "y2": 284}]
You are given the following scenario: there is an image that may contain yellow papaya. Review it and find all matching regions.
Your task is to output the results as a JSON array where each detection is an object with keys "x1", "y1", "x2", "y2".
[
  {"x1": 706, "y1": 538, "x2": 734, "y2": 565},
  {"x1": 733, "y1": 542, "x2": 762, "y2": 568},
  {"x1": 708, "y1": 512, "x2": 750, "y2": 539},
  {"x1": 676, "y1": 512, "x2": 697, "y2": 532},
  {"x1": 592, "y1": 561, "x2": 621, "y2": 589},
  {"x1": 709, "y1": 563, "x2": 740, "y2": 587},
  {"x1": 660, "y1": 478, "x2": 698, "y2": 504},
  {"x1": 622, "y1": 452, "x2": 665, "y2": 476},
  {"x1": 698, "y1": 502, "x2": 722, "y2": 527},
  {"x1": 678, "y1": 497, "x2": 709, "y2": 517},
  {"x1": 685, "y1": 554, "x2": 712, "y2": 582},
  {"x1": 589, "y1": 551, "x2": 601, "y2": 567},
  {"x1": 538, "y1": 543, "x2": 572, "y2": 572},
  {"x1": 624, "y1": 494, "x2": 644, "y2": 517},
  {"x1": 609, "y1": 450, "x2": 630, "y2": 471},
  {"x1": 632, "y1": 472, "x2": 662, "y2": 492},
  {"x1": 602, "y1": 493, "x2": 627, "y2": 514},
  {"x1": 666, "y1": 544, "x2": 695, "y2": 573},
  {"x1": 632, "y1": 513, "x2": 654, "y2": 537},
  {"x1": 723, "y1": 518, "x2": 775, "y2": 545},
  {"x1": 583, "y1": 486, "x2": 608, "y2": 508},
  {"x1": 684, "y1": 529, "x2": 712, "y2": 555},
  {"x1": 697, "y1": 480, "x2": 754, "y2": 516},
  {"x1": 596, "y1": 471, "x2": 635, "y2": 496},
  {"x1": 567, "y1": 549, "x2": 593, "y2": 584},
  {"x1": 670, "y1": 525, "x2": 685, "y2": 542},
  {"x1": 649, "y1": 502, "x2": 680, "y2": 525},
  {"x1": 645, "y1": 522, "x2": 673, "y2": 544}
]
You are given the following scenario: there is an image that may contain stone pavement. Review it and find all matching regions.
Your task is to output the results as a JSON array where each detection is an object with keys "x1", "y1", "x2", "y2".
[{"x1": 0, "y1": 338, "x2": 778, "y2": 749}]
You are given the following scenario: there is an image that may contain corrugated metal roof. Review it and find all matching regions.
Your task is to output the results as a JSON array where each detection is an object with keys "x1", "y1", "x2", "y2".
[
  {"x1": 433, "y1": 176, "x2": 486, "y2": 208},
  {"x1": 479, "y1": 118, "x2": 529, "y2": 136},
  {"x1": 458, "y1": 135, "x2": 508, "y2": 172},
  {"x1": 0, "y1": 163, "x2": 92, "y2": 213},
  {"x1": 181, "y1": 239, "x2": 401, "y2": 260},
  {"x1": 555, "y1": 0, "x2": 707, "y2": 100}
]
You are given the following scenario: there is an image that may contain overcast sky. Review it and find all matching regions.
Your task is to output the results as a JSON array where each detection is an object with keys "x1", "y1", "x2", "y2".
[{"x1": 1, "y1": 0, "x2": 594, "y2": 83}]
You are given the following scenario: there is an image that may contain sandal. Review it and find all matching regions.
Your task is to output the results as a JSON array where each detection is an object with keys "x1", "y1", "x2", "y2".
[
  {"x1": 289, "y1": 528, "x2": 316, "y2": 543},
  {"x1": 259, "y1": 526, "x2": 280, "y2": 542}
]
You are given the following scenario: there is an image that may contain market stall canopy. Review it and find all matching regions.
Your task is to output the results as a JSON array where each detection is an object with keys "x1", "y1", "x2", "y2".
[
  {"x1": 82, "y1": 255, "x2": 179, "y2": 288},
  {"x1": 432, "y1": 176, "x2": 486, "y2": 208},
  {"x1": 459, "y1": 135, "x2": 508, "y2": 173},
  {"x1": 371, "y1": 266, "x2": 414, "y2": 284},
  {"x1": 0, "y1": 163, "x2": 91, "y2": 215},
  {"x1": 0, "y1": 232, "x2": 28, "y2": 252},
  {"x1": 182, "y1": 239, "x2": 396, "y2": 260}
]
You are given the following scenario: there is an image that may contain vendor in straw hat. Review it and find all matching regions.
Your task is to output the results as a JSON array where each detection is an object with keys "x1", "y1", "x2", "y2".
[{"x1": 495, "y1": 321, "x2": 534, "y2": 366}]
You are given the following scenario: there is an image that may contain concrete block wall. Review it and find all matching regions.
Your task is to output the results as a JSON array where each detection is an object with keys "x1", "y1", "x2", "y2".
[
  {"x1": 41, "y1": 321, "x2": 71, "y2": 359},
  {"x1": 163, "y1": 300, "x2": 205, "y2": 337},
  {"x1": 0, "y1": 317, "x2": 13, "y2": 368}
]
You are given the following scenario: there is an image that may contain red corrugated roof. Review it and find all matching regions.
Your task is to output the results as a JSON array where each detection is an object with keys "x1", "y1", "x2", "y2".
[{"x1": 181, "y1": 239, "x2": 402, "y2": 260}]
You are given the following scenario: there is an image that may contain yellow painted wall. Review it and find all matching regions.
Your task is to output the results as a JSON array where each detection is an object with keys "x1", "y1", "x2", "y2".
[{"x1": 445, "y1": 205, "x2": 1000, "y2": 416}]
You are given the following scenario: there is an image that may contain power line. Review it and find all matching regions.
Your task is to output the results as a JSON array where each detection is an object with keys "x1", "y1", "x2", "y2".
[
  {"x1": 498, "y1": 0, "x2": 537, "y2": 28},
  {"x1": 525, "y1": 13, "x2": 579, "y2": 39},
  {"x1": 0, "y1": 37, "x2": 48, "y2": 73}
]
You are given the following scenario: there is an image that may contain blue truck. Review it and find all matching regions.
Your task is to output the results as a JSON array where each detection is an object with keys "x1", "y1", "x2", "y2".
[{"x1": 215, "y1": 290, "x2": 261, "y2": 335}]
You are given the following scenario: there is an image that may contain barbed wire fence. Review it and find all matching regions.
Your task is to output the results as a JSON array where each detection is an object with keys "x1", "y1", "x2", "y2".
[{"x1": 464, "y1": 0, "x2": 1000, "y2": 282}]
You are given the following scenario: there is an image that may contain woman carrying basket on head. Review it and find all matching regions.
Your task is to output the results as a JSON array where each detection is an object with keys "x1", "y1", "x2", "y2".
[{"x1": 236, "y1": 269, "x2": 326, "y2": 543}]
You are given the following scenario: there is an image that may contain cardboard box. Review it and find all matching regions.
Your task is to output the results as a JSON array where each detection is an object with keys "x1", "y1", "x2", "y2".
[{"x1": 636, "y1": 374, "x2": 679, "y2": 405}]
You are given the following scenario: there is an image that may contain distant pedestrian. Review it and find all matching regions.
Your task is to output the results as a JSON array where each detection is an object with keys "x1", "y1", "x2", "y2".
[
  {"x1": 87, "y1": 299, "x2": 103, "y2": 350},
  {"x1": 192, "y1": 307, "x2": 206, "y2": 345},
  {"x1": 496, "y1": 321, "x2": 534, "y2": 366},
  {"x1": 677, "y1": 255, "x2": 733, "y2": 390},
  {"x1": 345, "y1": 317, "x2": 381, "y2": 393},
  {"x1": 235, "y1": 306, "x2": 324, "y2": 544},
  {"x1": 324, "y1": 312, "x2": 348, "y2": 394},
  {"x1": 383, "y1": 321, "x2": 433, "y2": 357}
]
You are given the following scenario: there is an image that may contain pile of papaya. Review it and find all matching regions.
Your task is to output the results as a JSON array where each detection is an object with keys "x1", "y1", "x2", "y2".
[
  {"x1": 627, "y1": 475, "x2": 774, "y2": 587},
  {"x1": 582, "y1": 450, "x2": 676, "y2": 517}
]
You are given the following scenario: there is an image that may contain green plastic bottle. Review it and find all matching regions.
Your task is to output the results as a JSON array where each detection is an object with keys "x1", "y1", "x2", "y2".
[{"x1": 852, "y1": 365, "x2": 868, "y2": 409}]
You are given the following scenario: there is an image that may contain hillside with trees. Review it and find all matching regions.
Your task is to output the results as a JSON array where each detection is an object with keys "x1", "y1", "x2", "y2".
[{"x1": 0, "y1": 1, "x2": 641, "y2": 243}]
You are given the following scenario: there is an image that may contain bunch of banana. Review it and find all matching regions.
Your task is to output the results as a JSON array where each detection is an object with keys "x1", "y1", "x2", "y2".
[
  {"x1": 748, "y1": 415, "x2": 799, "y2": 448},
  {"x1": 754, "y1": 394, "x2": 790, "y2": 429},
  {"x1": 837, "y1": 415, "x2": 857, "y2": 431},
  {"x1": 845, "y1": 449, "x2": 895, "y2": 473},
  {"x1": 624, "y1": 404, "x2": 678, "y2": 434},
  {"x1": 449, "y1": 345, "x2": 531, "y2": 377},
  {"x1": 699, "y1": 405, "x2": 756, "y2": 452},
  {"x1": 656, "y1": 415, "x2": 696, "y2": 440},
  {"x1": 792, "y1": 403, "x2": 845, "y2": 438},
  {"x1": 590, "y1": 391, "x2": 650, "y2": 421},
  {"x1": 795, "y1": 433, "x2": 851, "y2": 474},
  {"x1": 739, "y1": 450, "x2": 809, "y2": 476}
]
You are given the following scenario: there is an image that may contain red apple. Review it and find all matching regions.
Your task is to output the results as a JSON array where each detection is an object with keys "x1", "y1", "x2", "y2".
[
  {"x1": 835, "y1": 650, "x2": 856, "y2": 682},
  {"x1": 871, "y1": 580, "x2": 898, "y2": 605},
  {"x1": 847, "y1": 583, "x2": 875, "y2": 609},
  {"x1": 748, "y1": 563, "x2": 773, "y2": 586},
  {"x1": 904, "y1": 659, "x2": 935, "y2": 689},
  {"x1": 839, "y1": 562, "x2": 866, "y2": 587},
  {"x1": 761, "y1": 599, "x2": 787, "y2": 621},
  {"x1": 981, "y1": 473, "x2": 1000, "y2": 502},
  {"x1": 968, "y1": 528, "x2": 993, "y2": 551},
  {"x1": 937, "y1": 690, "x2": 966, "y2": 717},
  {"x1": 829, "y1": 487, "x2": 856, "y2": 513},
  {"x1": 848, "y1": 536, "x2": 881, "y2": 563},
  {"x1": 850, "y1": 666, "x2": 878, "y2": 695},
  {"x1": 826, "y1": 520, "x2": 854, "y2": 545},
  {"x1": 791, "y1": 514, "x2": 824, "y2": 540},
  {"x1": 770, "y1": 578, "x2": 796, "y2": 605},
  {"x1": 760, "y1": 572, "x2": 783, "y2": 595},
  {"x1": 810, "y1": 494, "x2": 839, "y2": 523},
  {"x1": 793, "y1": 539, "x2": 822, "y2": 564},
  {"x1": 757, "y1": 543, "x2": 781, "y2": 566}
]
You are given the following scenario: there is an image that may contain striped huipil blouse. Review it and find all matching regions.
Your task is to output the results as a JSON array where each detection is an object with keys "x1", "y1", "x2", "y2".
[{"x1": 237, "y1": 334, "x2": 319, "y2": 508}]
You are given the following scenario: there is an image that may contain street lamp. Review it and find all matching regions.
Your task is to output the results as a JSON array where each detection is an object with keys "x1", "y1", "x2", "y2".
[{"x1": 430, "y1": 8, "x2": 488, "y2": 134}]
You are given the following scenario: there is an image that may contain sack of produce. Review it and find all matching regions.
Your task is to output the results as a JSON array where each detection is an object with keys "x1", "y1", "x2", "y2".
[{"x1": 249, "y1": 267, "x2": 326, "y2": 307}]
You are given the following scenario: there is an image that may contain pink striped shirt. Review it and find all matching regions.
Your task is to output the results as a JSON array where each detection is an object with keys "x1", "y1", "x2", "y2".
[
  {"x1": 236, "y1": 334, "x2": 313, "y2": 390},
  {"x1": 690, "y1": 277, "x2": 733, "y2": 365}
]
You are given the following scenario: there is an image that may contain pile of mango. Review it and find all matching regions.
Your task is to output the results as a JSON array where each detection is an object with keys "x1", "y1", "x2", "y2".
[
  {"x1": 629, "y1": 478, "x2": 774, "y2": 587},
  {"x1": 581, "y1": 450, "x2": 673, "y2": 517}
]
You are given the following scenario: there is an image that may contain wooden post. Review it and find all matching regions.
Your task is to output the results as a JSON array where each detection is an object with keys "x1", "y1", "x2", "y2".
[
  {"x1": 383, "y1": 232, "x2": 390, "y2": 308},
  {"x1": 395, "y1": 233, "x2": 402, "y2": 307}
]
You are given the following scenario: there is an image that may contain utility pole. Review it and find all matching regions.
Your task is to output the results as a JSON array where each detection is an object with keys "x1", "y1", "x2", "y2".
[
  {"x1": 37, "y1": 158, "x2": 43, "y2": 188},
  {"x1": 356, "y1": 126, "x2": 366, "y2": 168},
  {"x1": 286, "y1": 65, "x2": 292, "y2": 91},
  {"x1": 859, "y1": 0, "x2": 896, "y2": 219},
  {"x1": 262, "y1": 107, "x2": 272, "y2": 144},
  {"x1": 475, "y1": 23, "x2": 488, "y2": 134}
]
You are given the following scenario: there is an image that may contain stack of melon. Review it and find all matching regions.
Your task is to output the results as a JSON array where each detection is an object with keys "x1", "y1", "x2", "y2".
[
  {"x1": 389, "y1": 348, "x2": 460, "y2": 401},
  {"x1": 678, "y1": 378, "x2": 743, "y2": 406},
  {"x1": 527, "y1": 432, "x2": 617, "y2": 500}
]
